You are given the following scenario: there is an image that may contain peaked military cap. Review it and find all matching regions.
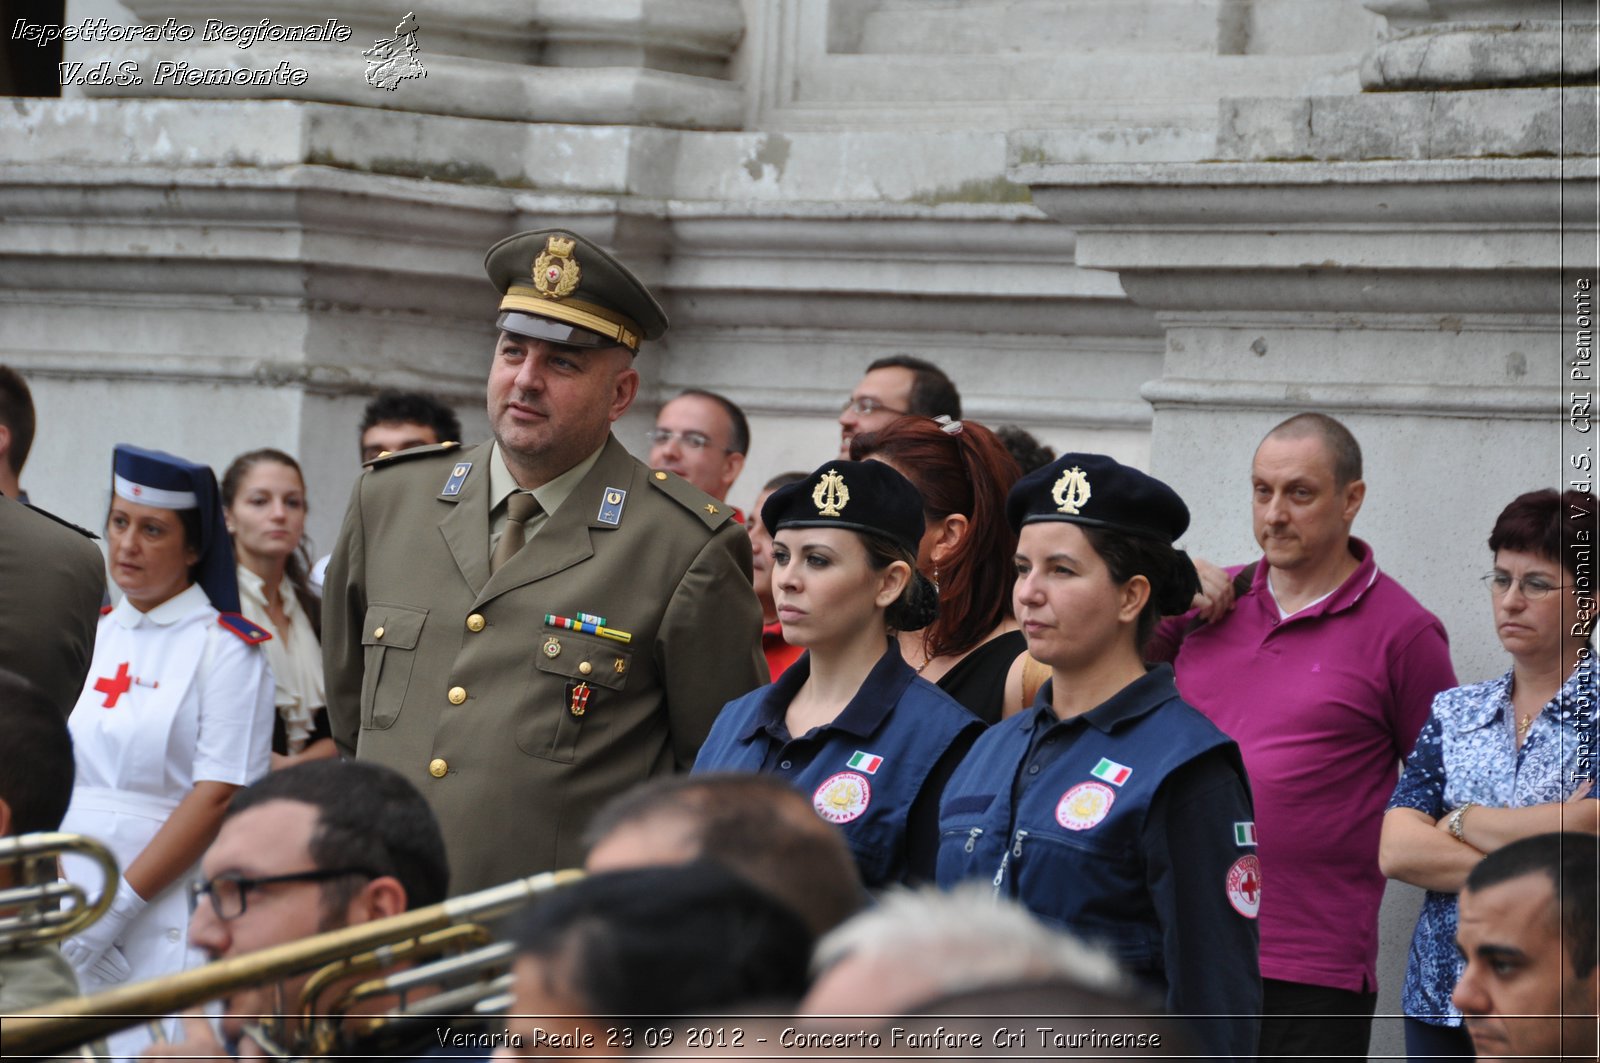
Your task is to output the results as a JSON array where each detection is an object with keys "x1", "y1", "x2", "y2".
[
  {"x1": 1007, "y1": 452, "x2": 1190, "y2": 544},
  {"x1": 484, "y1": 229, "x2": 667, "y2": 354},
  {"x1": 762, "y1": 459, "x2": 925, "y2": 558}
]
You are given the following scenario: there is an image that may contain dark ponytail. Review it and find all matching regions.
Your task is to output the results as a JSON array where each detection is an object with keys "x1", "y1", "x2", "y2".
[
  {"x1": 861, "y1": 534, "x2": 941, "y2": 634},
  {"x1": 1081, "y1": 528, "x2": 1199, "y2": 654}
]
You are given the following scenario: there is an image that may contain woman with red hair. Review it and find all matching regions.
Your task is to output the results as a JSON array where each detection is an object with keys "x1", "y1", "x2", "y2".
[{"x1": 852, "y1": 415, "x2": 1025, "y2": 723}]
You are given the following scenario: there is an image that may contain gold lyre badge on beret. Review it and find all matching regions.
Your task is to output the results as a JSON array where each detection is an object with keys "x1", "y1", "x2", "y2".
[
  {"x1": 532, "y1": 235, "x2": 581, "y2": 300},
  {"x1": 1052, "y1": 465, "x2": 1092, "y2": 515},
  {"x1": 812, "y1": 469, "x2": 850, "y2": 517}
]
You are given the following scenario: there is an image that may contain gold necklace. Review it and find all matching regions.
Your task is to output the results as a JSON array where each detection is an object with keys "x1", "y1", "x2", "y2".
[{"x1": 1516, "y1": 712, "x2": 1535, "y2": 740}]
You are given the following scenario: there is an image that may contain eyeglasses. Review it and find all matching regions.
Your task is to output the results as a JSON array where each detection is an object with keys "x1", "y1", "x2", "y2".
[
  {"x1": 646, "y1": 428, "x2": 731, "y2": 453},
  {"x1": 840, "y1": 397, "x2": 910, "y2": 418},
  {"x1": 1481, "y1": 572, "x2": 1569, "y2": 600},
  {"x1": 188, "y1": 867, "x2": 376, "y2": 921}
]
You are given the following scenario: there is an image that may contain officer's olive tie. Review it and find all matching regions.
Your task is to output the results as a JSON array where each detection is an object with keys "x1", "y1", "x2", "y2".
[{"x1": 491, "y1": 491, "x2": 541, "y2": 573}]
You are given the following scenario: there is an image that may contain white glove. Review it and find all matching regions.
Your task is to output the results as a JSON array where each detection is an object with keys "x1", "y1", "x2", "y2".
[{"x1": 61, "y1": 875, "x2": 146, "y2": 984}]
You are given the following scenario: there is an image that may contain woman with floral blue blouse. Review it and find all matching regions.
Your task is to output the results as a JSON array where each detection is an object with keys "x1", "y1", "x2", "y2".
[{"x1": 1380, "y1": 488, "x2": 1599, "y2": 1062}]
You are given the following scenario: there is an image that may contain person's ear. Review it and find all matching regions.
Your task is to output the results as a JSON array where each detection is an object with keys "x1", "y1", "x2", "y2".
[
  {"x1": 344, "y1": 875, "x2": 408, "y2": 925},
  {"x1": 874, "y1": 560, "x2": 912, "y2": 610},
  {"x1": 1118, "y1": 574, "x2": 1151, "y2": 624},
  {"x1": 607, "y1": 351, "x2": 640, "y2": 422},
  {"x1": 721, "y1": 451, "x2": 746, "y2": 495},
  {"x1": 1342, "y1": 479, "x2": 1366, "y2": 524},
  {"x1": 928, "y1": 513, "x2": 968, "y2": 568}
]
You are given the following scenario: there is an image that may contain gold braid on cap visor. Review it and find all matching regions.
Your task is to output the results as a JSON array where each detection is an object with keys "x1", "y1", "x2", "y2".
[{"x1": 499, "y1": 287, "x2": 642, "y2": 352}]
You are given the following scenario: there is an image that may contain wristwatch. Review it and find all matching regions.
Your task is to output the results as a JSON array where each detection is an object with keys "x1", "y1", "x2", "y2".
[{"x1": 1448, "y1": 803, "x2": 1477, "y2": 841}]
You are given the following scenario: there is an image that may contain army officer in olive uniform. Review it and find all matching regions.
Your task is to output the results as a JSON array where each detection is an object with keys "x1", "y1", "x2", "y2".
[{"x1": 324, "y1": 230, "x2": 767, "y2": 894}]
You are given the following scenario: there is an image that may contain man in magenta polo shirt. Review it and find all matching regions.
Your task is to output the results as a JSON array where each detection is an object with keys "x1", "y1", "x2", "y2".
[{"x1": 1148, "y1": 412, "x2": 1457, "y2": 1063}]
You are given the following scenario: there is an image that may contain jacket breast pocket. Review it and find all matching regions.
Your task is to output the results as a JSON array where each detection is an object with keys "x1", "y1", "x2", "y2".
[
  {"x1": 360, "y1": 603, "x2": 428, "y2": 730},
  {"x1": 521, "y1": 630, "x2": 633, "y2": 763}
]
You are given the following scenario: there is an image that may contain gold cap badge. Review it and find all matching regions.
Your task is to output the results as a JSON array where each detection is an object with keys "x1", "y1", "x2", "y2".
[
  {"x1": 812, "y1": 469, "x2": 850, "y2": 517},
  {"x1": 531, "y1": 235, "x2": 580, "y2": 300},
  {"x1": 1051, "y1": 465, "x2": 1092, "y2": 515}
]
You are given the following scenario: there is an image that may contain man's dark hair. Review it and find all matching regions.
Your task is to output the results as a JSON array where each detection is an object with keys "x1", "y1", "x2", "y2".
[
  {"x1": 762, "y1": 471, "x2": 808, "y2": 494},
  {"x1": 359, "y1": 390, "x2": 462, "y2": 444},
  {"x1": 866, "y1": 355, "x2": 961, "y2": 420},
  {"x1": 675, "y1": 389, "x2": 750, "y2": 455},
  {"x1": 0, "y1": 366, "x2": 37, "y2": 477},
  {"x1": 994, "y1": 425, "x2": 1056, "y2": 475},
  {"x1": 513, "y1": 863, "x2": 812, "y2": 1028},
  {"x1": 226, "y1": 761, "x2": 449, "y2": 914},
  {"x1": 1466, "y1": 832, "x2": 1598, "y2": 978},
  {"x1": 0, "y1": 668, "x2": 74, "y2": 834},
  {"x1": 1263, "y1": 411, "x2": 1363, "y2": 487},
  {"x1": 581, "y1": 773, "x2": 866, "y2": 937}
]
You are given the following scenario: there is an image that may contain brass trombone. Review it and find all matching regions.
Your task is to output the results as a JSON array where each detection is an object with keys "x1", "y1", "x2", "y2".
[
  {"x1": 0, "y1": 832, "x2": 118, "y2": 950},
  {"x1": 4, "y1": 867, "x2": 583, "y2": 1060}
]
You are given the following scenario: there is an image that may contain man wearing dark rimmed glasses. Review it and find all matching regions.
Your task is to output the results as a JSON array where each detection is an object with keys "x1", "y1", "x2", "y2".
[
  {"x1": 837, "y1": 355, "x2": 961, "y2": 458},
  {"x1": 143, "y1": 760, "x2": 447, "y2": 1061}
]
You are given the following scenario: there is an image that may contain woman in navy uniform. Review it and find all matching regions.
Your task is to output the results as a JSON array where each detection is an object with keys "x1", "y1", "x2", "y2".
[
  {"x1": 58, "y1": 445, "x2": 274, "y2": 1060},
  {"x1": 936, "y1": 453, "x2": 1260, "y2": 1060},
  {"x1": 695, "y1": 460, "x2": 983, "y2": 889}
]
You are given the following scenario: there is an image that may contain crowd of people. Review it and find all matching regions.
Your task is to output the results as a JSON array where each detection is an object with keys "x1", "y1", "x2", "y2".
[{"x1": 0, "y1": 228, "x2": 1595, "y2": 1063}]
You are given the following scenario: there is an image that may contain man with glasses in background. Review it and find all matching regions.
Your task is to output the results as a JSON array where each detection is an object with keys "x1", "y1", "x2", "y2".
[
  {"x1": 647, "y1": 389, "x2": 748, "y2": 511},
  {"x1": 837, "y1": 355, "x2": 961, "y2": 458},
  {"x1": 143, "y1": 760, "x2": 448, "y2": 1061}
]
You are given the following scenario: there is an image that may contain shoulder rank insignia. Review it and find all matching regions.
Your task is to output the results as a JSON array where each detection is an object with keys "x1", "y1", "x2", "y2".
[
  {"x1": 596, "y1": 486, "x2": 627, "y2": 526},
  {"x1": 217, "y1": 613, "x2": 273, "y2": 645},
  {"x1": 363, "y1": 440, "x2": 461, "y2": 470},
  {"x1": 440, "y1": 461, "x2": 473, "y2": 497},
  {"x1": 648, "y1": 471, "x2": 735, "y2": 531}
]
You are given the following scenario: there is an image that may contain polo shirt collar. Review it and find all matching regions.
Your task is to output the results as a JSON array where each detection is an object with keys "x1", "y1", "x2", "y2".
[
  {"x1": 737, "y1": 639, "x2": 915, "y2": 742},
  {"x1": 1250, "y1": 536, "x2": 1380, "y2": 621},
  {"x1": 1024, "y1": 663, "x2": 1181, "y2": 736}
]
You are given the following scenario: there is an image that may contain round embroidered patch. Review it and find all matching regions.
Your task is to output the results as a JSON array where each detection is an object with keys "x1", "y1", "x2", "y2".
[
  {"x1": 813, "y1": 772, "x2": 871, "y2": 824},
  {"x1": 1226, "y1": 854, "x2": 1262, "y2": 918},
  {"x1": 1055, "y1": 782, "x2": 1115, "y2": 831}
]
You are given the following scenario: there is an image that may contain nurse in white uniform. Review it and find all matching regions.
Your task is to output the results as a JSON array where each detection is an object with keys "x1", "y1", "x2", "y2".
[{"x1": 59, "y1": 444, "x2": 274, "y2": 1059}]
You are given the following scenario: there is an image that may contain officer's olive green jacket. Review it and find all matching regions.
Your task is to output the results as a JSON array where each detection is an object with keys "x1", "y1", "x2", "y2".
[
  {"x1": 323, "y1": 435, "x2": 766, "y2": 893},
  {"x1": 0, "y1": 496, "x2": 105, "y2": 717}
]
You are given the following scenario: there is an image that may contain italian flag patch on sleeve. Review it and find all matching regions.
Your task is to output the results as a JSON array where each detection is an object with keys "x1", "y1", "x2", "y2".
[{"x1": 1234, "y1": 821, "x2": 1258, "y2": 846}]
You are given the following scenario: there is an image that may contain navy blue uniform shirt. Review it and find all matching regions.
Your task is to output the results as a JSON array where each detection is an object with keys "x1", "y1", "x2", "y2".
[
  {"x1": 696, "y1": 641, "x2": 983, "y2": 888},
  {"x1": 937, "y1": 664, "x2": 1261, "y2": 1060}
]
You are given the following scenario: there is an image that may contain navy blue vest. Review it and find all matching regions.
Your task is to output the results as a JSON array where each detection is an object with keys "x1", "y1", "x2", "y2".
[
  {"x1": 696, "y1": 647, "x2": 982, "y2": 889},
  {"x1": 937, "y1": 667, "x2": 1247, "y2": 973}
]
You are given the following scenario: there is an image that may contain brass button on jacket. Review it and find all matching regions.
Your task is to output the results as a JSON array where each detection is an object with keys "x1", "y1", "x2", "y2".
[
  {"x1": 466, "y1": 613, "x2": 486, "y2": 632},
  {"x1": 447, "y1": 686, "x2": 468, "y2": 705},
  {"x1": 428, "y1": 758, "x2": 448, "y2": 778}
]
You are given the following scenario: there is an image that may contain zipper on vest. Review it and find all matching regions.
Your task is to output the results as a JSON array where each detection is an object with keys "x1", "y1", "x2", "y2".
[
  {"x1": 991, "y1": 829, "x2": 1029, "y2": 894},
  {"x1": 964, "y1": 827, "x2": 983, "y2": 853}
]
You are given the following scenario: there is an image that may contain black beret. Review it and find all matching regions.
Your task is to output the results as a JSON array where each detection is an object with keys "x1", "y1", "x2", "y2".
[
  {"x1": 1006, "y1": 452, "x2": 1190, "y2": 543},
  {"x1": 484, "y1": 229, "x2": 667, "y2": 353},
  {"x1": 761, "y1": 460, "x2": 925, "y2": 558}
]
